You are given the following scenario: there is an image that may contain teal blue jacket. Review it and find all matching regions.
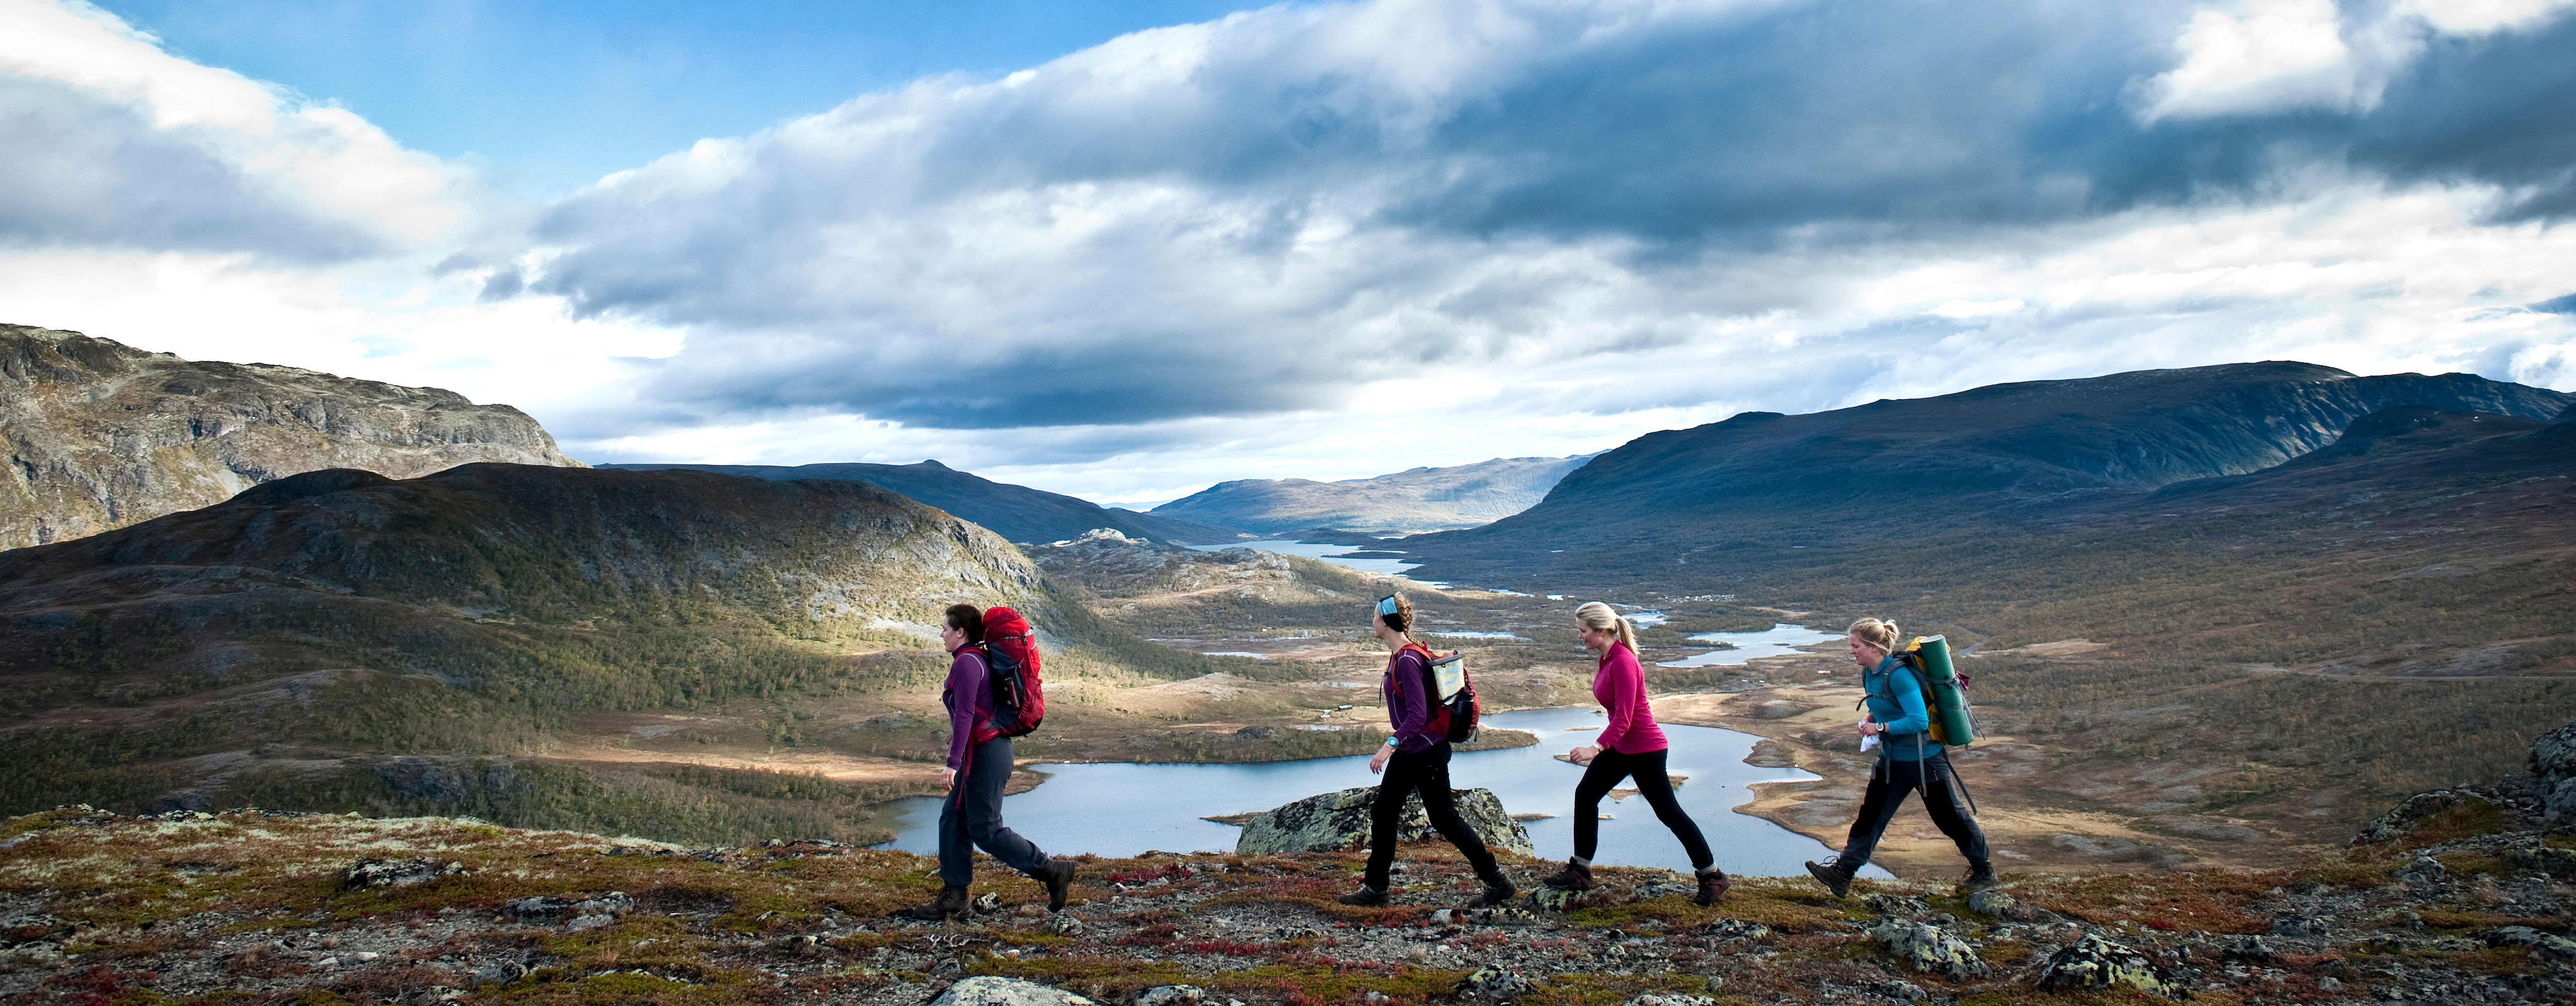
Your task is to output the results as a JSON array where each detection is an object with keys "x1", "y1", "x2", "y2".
[{"x1": 1862, "y1": 655, "x2": 1943, "y2": 762}]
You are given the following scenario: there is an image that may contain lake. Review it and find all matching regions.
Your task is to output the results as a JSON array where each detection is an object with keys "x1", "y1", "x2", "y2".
[
  {"x1": 873, "y1": 706, "x2": 1891, "y2": 878},
  {"x1": 1658, "y1": 624, "x2": 1846, "y2": 668},
  {"x1": 1187, "y1": 539, "x2": 1419, "y2": 576}
]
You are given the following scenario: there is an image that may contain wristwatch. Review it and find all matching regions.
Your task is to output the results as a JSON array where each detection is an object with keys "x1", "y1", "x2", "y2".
[{"x1": 1384, "y1": 736, "x2": 1400, "y2": 748}]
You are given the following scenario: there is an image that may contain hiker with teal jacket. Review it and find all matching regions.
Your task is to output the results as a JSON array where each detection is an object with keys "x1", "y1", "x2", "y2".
[{"x1": 1804, "y1": 617, "x2": 1995, "y2": 898}]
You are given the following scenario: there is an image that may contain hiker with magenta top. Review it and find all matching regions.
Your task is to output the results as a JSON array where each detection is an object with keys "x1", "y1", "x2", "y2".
[
  {"x1": 1545, "y1": 602, "x2": 1728, "y2": 905},
  {"x1": 1338, "y1": 593, "x2": 1518, "y2": 908},
  {"x1": 1803, "y1": 617, "x2": 1996, "y2": 899},
  {"x1": 902, "y1": 604, "x2": 1078, "y2": 921}
]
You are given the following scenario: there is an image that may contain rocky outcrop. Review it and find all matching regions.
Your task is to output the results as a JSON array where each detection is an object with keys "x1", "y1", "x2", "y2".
[
  {"x1": 0, "y1": 324, "x2": 581, "y2": 550},
  {"x1": 2530, "y1": 719, "x2": 2576, "y2": 825},
  {"x1": 929, "y1": 976, "x2": 1097, "y2": 1006},
  {"x1": 1152, "y1": 455, "x2": 1596, "y2": 535},
  {"x1": 1235, "y1": 787, "x2": 1534, "y2": 857},
  {"x1": 2035, "y1": 930, "x2": 2171, "y2": 996}
]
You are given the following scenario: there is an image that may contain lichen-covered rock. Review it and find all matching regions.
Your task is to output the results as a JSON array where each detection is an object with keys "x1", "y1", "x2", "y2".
[
  {"x1": 1863, "y1": 893, "x2": 1931, "y2": 918},
  {"x1": 341, "y1": 858, "x2": 465, "y2": 890},
  {"x1": 1963, "y1": 887, "x2": 2054, "y2": 922},
  {"x1": 2222, "y1": 934, "x2": 2276, "y2": 963},
  {"x1": 2485, "y1": 926, "x2": 2576, "y2": 961},
  {"x1": 1135, "y1": 984, "x2": 1206, "y2": 1006},
  {"x1": 2504, "y1": 838, "x2": 2576, "y2": 880},
  {"x1": 1234, "y1": 787, "x2": 1534, "y2": 856},
  {"x1": 1455, "y1": 969, "x2": 1534, "y2": 999},
  {"x1": 1631, "y1": 881, "x2": 1695, "y2": 901},
  {"x1": 1043, "y1": 914, "x2": 1086, "y2": 937},
  {"x1": 1704, "y1": 918, "x2": 1771, "y2": 944},
  {"x1": 1867, "y1": 919, "x2": 1987, "y2": 978},
  {"x1": 2352, "y1": 790, "x2": 2478, "y2": 845},
  {"x1": 1620, "y1": 996, "x2": 1714, "y2": 1006},
  {"x1": 2269, "y1": 913, "x2": 2330, "y2": 939},
  {"x1": 971, "y1": 893, "x2": 1003, "y2": 914},
  {"x1": 2036, "y1": 930, "x2": 2171, "y2": 997},
  {"x1": 930, "y1": 976, "x2": 1097, "y2": 1006},
  {"x1": 1523, "y1": 887, "x2": 1580, "y2": 913}
]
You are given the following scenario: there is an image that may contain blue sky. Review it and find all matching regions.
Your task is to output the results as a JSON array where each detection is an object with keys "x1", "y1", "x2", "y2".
[
  {"x1": 93, "y1": 1, "x2": 1272, "y2": 198},
  {"x1": 4, "y1": 0, "x2": 2574, "y2": 502}
]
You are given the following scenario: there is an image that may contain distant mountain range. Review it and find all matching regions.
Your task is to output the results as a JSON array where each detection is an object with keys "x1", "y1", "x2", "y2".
[
  {"x1": 0, "y1": 324, "x2": 580, "y2": 550},
  {"x1": 1404, "y1": 362, "x2": 2575, "y2": 584},
  {"x1": 600, "y1": 461, "x2": 1242, "y2": 545},
  {"x1": 1150, "y1": 454, "x2": 1596, "y2": 535}
]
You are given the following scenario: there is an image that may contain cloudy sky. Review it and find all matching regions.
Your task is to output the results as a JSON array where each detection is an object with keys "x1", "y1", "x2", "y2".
[{"x1": 4, "y1": 0, "x2": 2573, "y2": 506}]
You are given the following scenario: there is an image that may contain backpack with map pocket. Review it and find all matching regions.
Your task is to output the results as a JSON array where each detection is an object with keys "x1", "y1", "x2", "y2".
[{"x1": 1397, "y1": 643, "x2": 1481, "y2": 743}]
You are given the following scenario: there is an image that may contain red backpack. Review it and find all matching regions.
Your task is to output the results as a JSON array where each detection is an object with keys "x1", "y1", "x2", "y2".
[{"x1": 978, "y1": 607, "x2": 1045, "y2": 738}]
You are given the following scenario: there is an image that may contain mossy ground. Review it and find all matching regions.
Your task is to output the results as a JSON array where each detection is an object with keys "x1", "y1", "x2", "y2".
[{"x1": 4, "y1": 806, "x2": 2568, "y2": 1005}]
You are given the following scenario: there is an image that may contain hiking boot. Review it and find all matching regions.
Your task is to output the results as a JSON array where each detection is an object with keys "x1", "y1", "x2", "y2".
[
  {"x1": 1960, "y1": 861, "x2": 1999, "y2": 893},
  {"x1": 899, "y1": 885, "x2": 969, "y2": 921},
  {"x1": 1695, "y1": 866, "x2": 1730, "y2": 907},
  {"x1": 1540, "y1": 860, "x2": 1595, "y2": 891},
  {"x1": 1336, "y1": 885, "x2": 1390, "y2": 907},
  {"x1": 1034, "y1": 857, "x2": 1079, "y2": 912},
  {"x1": 1470, "y1": 872, "x2": 1518, "y2": 907},
  {"x1": 1804, "y1": 857, "x2": 1855, "y2": 900}
]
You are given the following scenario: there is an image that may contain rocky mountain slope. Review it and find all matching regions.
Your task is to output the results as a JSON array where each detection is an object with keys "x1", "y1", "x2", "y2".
[
  {"x1": 1406, "y1": 362, "x2": 2571, "y2": 583},
  {"x1": 603, "y1": 461, "x2": 1242, "y2": 545},
  {"x1": 7, "y1": 717, "x2": 2575, "y2": 1005},
  {"x1": 0, "y1": 324, "x2": 580, "y2": 550},
  {"x1": 1151, "y1": 455, "x2": 1595, "y2": 535}
]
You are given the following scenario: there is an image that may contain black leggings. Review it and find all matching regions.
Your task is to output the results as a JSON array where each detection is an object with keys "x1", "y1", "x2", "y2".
[
  {"x1": 1363, "y1": 742, "x2": 1501, "y2": 888},
  {"x1": 1574, "y1": 746, "x2": 1713, "y2": 870},
  {"x1": 1837, "y1": 753, "x2": 1989, "y2": 869}
]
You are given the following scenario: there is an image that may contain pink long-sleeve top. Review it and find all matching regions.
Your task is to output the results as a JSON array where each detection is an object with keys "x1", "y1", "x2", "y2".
[{"x1": 1592, "y1": 641, "x2": 1668, "y2": 754}]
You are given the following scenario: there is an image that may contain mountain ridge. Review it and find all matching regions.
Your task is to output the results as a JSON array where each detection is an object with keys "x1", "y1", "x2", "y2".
[
  {"x1": 0, "y1": 324, "x2": 582, "y2": 550},
  {"x1": 1150, "y1": 454, "x2": 1595, "y2": 535},
  {"x1": 600, "y1": 460, "x2": 1242, "y2": 545},
  {"x1": 1404, "y1": 361, "x2": 2574, "y2": 583}
]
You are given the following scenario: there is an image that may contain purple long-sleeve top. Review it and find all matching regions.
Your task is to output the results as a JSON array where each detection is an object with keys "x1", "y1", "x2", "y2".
[
  {"x1": 941, "y1": 647, "x2": 991, "y2": 770},
  {"x1": 1593, "y1": 642, "x2": 1669, "y2": 754},
  {"x1": 1382, "y1": 647, "x2": 1441, "y2": 752}
]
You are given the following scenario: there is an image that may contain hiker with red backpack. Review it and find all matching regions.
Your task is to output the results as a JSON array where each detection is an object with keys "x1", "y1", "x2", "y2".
[
  {"x1": 903, "y1": 604, "x2": 1078, "y2": 921},
  {"x1": 1544, "y1": 602, "x2": 1729, "y2": 905},
  {"x1": 1338, "y1": 593, "x2": 1519, "y2": 908}
]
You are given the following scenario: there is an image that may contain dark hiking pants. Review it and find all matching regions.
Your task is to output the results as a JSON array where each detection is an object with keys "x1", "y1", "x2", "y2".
[
  {"x1": 1363, "y1": 742, "x2": 1501, "y2": 889},
  {"x1": 1838, "y1": 753, "x2": 1989, "y2": 869},
  {"x1": 938, "y1": 736, "x2": 1050, "y2": 888},
  {"x1": 1574, "y1": 746, "x2": 1714, "y2": 870}
]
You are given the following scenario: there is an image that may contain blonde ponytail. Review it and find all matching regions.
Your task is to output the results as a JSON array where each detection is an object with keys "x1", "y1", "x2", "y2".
[
  {"x1": 1573, "y1": 602, "x2": 1640, "y2": 653},
  {"x1": 1847, "y1": 617, "x2": 1900, "y2": 654}
]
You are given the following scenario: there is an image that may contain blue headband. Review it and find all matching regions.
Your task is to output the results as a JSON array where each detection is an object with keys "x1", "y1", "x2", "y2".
[{"x1": 1377, "y1": 595, "x2": 1400, "y2": 617}]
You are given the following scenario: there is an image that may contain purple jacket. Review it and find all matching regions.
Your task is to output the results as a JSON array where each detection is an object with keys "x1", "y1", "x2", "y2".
[
  {"x1": 941, "y1": 648, "x2": 990, "y2": 770},
  {"x1": 1382, "y1": 647, "x2": 1441, "y2": 752}
]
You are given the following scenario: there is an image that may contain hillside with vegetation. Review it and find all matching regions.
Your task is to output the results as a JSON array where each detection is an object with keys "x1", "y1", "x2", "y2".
[
  {"x1": 603, "y1": 461, "x2": 1242, "y2": 545},
  {"x1": 0, "y1": 324, "x2": 581, "y2": 550},
  {"x1": 1151, "y1": 455, "x2": 1595, "y2": 535},
  {"x1": 0, "y1": 463, "x2": 1305, "y2": 846}
]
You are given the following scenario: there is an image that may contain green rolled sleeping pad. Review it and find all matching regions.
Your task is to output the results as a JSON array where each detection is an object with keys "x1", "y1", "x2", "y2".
[{"x1": 1906, "y1": 635, "x2": 1976, "y2": 747}]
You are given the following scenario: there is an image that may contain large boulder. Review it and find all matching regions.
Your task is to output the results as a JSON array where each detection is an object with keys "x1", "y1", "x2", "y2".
[
  {"x1": 1236, "y1": 787, "x2": 1535, "y2": 857},
  {"x1": 2531, "y1": 720, "x2": 2576, "y2": 825},
  {"x1": 929, "y1": 977, "x2": 1096, "y2": 1006}
]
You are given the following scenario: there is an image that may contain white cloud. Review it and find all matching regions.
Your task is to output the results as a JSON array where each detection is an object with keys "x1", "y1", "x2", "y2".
[
  {"x1": 0, "y1": 0, "x2": 475, "y2": 257},
  {"x1": 2139, "y1": 0, "x2": 2576, "y2": 121},
  {"x1": 2, "y1": 0, "x2": 2573, "y2": 506}
]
